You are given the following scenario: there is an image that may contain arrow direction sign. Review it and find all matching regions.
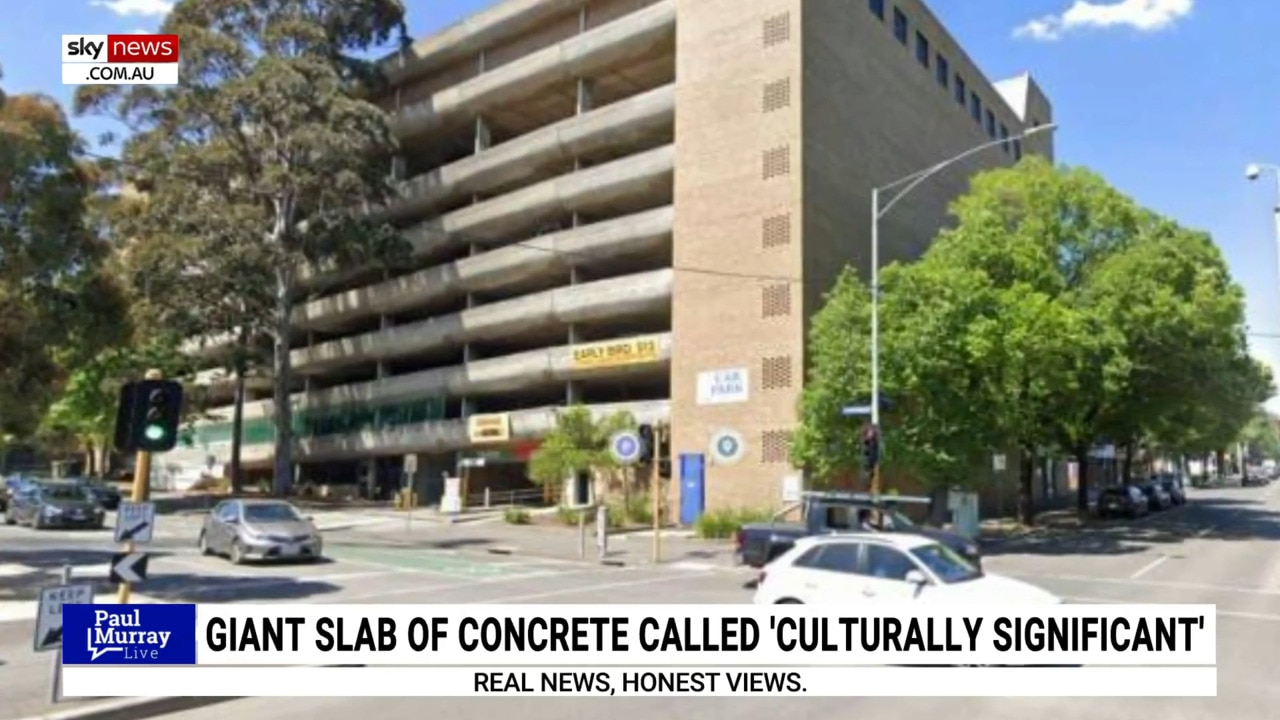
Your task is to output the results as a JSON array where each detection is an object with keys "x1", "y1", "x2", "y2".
[
  {"x1": 109, "y1": 552, "x2": 149, "y2": 585},
  {"x1": 34, "y1": 582, "x2": 93, "y2": 652},
  {"x1": 113, "y1": 501, "x2": 155, "y2": 543}
]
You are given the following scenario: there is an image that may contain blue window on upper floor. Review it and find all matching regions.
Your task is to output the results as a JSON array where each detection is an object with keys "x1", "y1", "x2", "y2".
[
  {"x1": 869, "y1": 0, "x2": 885, "y2": 21},
  {"x1": 970, "y1": 92, "x2": 982, "y2": 123},
  {"x1": 915, "y1": 32, "x2": 929, "y2": 67},
  {"x1": 1013, "y1": 139, "x2": 1023, "y2": 161},
  {"x1": 985, "y1": 109, "x2": 996, "y2": 138},
  {"x1": 893, "y1": 7, "x2": 908, "y2": 44},
  {"x1": 936, "y1": 54, "x2": 949, "y2": 88},
  {"x1": 954, "y1": 75, "x2": 966, "y2": 106},
  {"x1": 1000, "y1": 124, "x2": 1010, "y2": 152}
]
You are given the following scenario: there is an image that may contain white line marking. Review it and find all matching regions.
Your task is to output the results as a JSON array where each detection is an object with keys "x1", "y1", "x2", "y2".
[
  {"x1": 0, "y1": 600, "x2": 36, "y2": 624},
  {"x1": 1194, "y1": 527, "x2": 1213, "y2": 538},
  {"x1": 477, "y1": 571, "x2": 695, "y2": 604},
  {"x1": 1067, "y1": 596, "x2": 1280, "y2": 622},
  {"x1": 1028, "y1": 572, "x2": 1280, "y2": 597},
  {"x1": 1129, "y1": 555, "x2": 1169, "y2": 579},
  {"x1": 670, "y1": 561, "x2": 716, "y2": 572},
  {"x1": 336, "y1": 568, "x2": 608, "y2": 602}
]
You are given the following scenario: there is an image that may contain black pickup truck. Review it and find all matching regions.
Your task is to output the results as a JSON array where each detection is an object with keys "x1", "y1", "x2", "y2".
[{"x1": 733, "y1": 491, "x2": 983, "y2": 570}]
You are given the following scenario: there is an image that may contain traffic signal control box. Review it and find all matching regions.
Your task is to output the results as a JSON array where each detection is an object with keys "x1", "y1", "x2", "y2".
[
  {"x1": 861, "y1": 424, "x2": 880, "y2": 472},
  {"x1": 114, "y1": 379, "x2": 184, "y2": 453}
]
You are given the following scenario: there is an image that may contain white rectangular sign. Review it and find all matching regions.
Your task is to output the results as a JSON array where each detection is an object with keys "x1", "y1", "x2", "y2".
[
  {"x1": 696, "y1": 368, "x2": 749, "y2": 405},
  {"x1": 114, "y1": 501, "x2": 155, "y2": 543},
  {"x1": 34, "y1": 583, "x2": 93, "y2": 652}
]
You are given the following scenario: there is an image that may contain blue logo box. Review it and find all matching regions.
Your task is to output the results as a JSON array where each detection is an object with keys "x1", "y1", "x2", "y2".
[{"x1": 63, "y1": 604, "x2": 197, "y2": 665}]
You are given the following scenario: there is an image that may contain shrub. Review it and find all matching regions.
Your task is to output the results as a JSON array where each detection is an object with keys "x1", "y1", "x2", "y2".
[
  {"x1": 503, "y1": 507, "x2": 531, "y2": 525},
  {"x1": 694, "y1": 507, "x2": 773, "y2": 539}
]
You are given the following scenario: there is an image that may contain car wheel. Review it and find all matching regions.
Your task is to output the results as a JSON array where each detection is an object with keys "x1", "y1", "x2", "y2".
[
  {"x1": 198, "y1": 532, "x2": 212, "y2": 556},
  {"x1": 229, "y1": 540, "x2": 246, "y2": 565},
  {"x1": 32, "y1": 513, "x2": 44, "y2": 530}
]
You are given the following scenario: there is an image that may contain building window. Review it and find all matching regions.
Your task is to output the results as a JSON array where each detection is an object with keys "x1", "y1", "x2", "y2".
[
  {"x1": 954, "y1": 75, "x2": 966, "y2": 106},
  {"x1": 936, "y1": 54, "x2": 949, "y2": 88},
  {"x1": 1000, "y1": 124, "x2": 1010, "y2": 152},
  {"x1": 869, "y1": 0, "x2": 885, "y2": 21},
  {"x1": 985, "y1": 109, "x2": 996, "y2": 138},
  {"x1": 893, "y1": 7, "x2": 907, "y2": 44},
  {"x1": 915, "y1": 32, "x2": 929, "y2": 67},
  {"x1": 970, "y1": 92, "x2": 981, "y2": 123},
  {"x1": 1013, "y1": 139, "x2": 1023, "y2": 161}
]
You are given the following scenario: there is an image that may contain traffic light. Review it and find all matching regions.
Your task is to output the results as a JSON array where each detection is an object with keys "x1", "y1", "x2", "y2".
[
  {"x1": 114, "y1": 379, "x2": 184, "y2": 453},
  {"x1": 637, "y1": 424, "x2": 655, "y2": 463},
  {"x1": 861, "y1": 424, "x2": 880, "y2": 473}
]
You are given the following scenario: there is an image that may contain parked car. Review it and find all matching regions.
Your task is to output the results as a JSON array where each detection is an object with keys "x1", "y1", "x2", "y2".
[
  {"x1": 753, "y1": 533, "x2": 1060, "y2": 605},
  {"x1": 1, "y1": 476, "x2": 36, "y2": 511},
  {"x1": 199, "y1": 499, "x2": 323, "y2": 564},
  {"x1": 1151, "y1": 474, "x2": 1187, "y2": 506},
  {"x1": 1137, "y1": 481, "x2": 1173, "y2": 512},
  {"x1": 1096, "y1": 485, "x2": 1150, "y2": 519},
  {"x1": 65, "y1": 477, "x2": 123, "y2": 510},
  {"x1": 3, "y1": 481, "x2": 106, "y2": 529},
  {"x1": 735, "y1": 491, "x2": 981, "y2": 571}
]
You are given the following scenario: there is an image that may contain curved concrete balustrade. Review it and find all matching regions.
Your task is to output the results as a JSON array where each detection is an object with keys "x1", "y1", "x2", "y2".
[
  {"x1": 382, "y1": 84, "x2": 674, "y2": 223},
  {"x1": 293, "y1": 206, "x2": 673, "y2": 330},
  {"x1": 391, "y1": 0, "x2": 675, "y2": 140},
  {"x1": 380, "y1": 0, "x2": 583, "y2": 85},
  {"x1": 293, "y1": 268, "x2": 674, "y2": 373},
  {"x1": 205, "y1": 332, "x2": 672, "y2": 423},
  {"x1": 298, "y1": 144, "x2": 674, "y2": 291},
  {"x1": 298, "y1": 399, "x2": 670, "y2": 461}
]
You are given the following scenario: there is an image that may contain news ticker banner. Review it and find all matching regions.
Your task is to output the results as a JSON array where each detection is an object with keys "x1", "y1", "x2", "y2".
[
  {"x1": 58, "y1": 604, "x2": 1218, "y2": 698},
  {"x1": 62, "y1": 34, "x2": 180, "y2": 85}
]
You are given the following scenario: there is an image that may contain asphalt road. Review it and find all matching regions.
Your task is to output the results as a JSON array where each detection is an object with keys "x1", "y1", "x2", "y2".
[{"x1": 4, "y1": 483, "x2": 1280, "y2": 719}]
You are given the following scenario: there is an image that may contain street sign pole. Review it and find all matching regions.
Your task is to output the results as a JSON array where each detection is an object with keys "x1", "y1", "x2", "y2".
[
  {"x1": 652, "y1": 424, "x2": 663, "y2": 564},
  {"x1": 118, "y1": 368, "x2": 160, "y2": 604},
  {"x1": 49, "y1": 566, "x2": 70, "y2": 704}
]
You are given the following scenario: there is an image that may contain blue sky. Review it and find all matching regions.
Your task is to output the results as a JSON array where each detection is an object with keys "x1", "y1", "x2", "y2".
[{"x1": 4, "y1": 0, "x2": 1280, "y2": 406}]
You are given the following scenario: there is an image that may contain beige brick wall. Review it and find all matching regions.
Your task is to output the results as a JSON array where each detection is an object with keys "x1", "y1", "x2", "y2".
[
  {"x1": 669, "y1": 0, "x2": 1055, "y2": 515},
  {"x1": 670, "y1": 0, "x2": 806, "y2": 514}
]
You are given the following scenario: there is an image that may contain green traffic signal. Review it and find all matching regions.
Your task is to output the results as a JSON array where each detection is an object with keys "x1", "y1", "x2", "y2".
[{"x1": 144, "y1": 425, "x2": 166, "y2": 441}]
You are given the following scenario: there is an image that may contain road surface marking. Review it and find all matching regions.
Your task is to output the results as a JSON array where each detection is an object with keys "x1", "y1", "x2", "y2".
[
  {"x1": 1067, "y1": 595, "x2": 1280, "y2": 623},
  {"x1": 1027, "y1": 572, "x2": 1280, "y2": 597},
  {"x1": 0, "y1": 600, "x2": 36, "y2": 624},
  {"x1": 1194, "y1": 527, "x2": 1213, "y2": 538},
  {"x1": 330, "y1": 566, "x2": 599, "y2": 599},
  {"x1": 477, "y1": 571, "x2": 695, "y2": 604},
  {"x1": 141, "y1": 570, "x2": 393, "y2": 602},
  {"x1": 1129, "y1": 555, "x2": 1169, "y2": 579}
]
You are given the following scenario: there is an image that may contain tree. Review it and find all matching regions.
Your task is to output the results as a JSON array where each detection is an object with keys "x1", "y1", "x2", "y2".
[
  {"x1": 528, "y1": 407, "x2": 636, "y2": 499},
  {"x1": 0, "y1": 75, "x2": 118, "y2": 439},
  {"x1": 75, "y1": 0, "x2": 410, "y2": 494},
  {"x1": 1240, "y1": 408, "x2": 1280, "y2": 462}
]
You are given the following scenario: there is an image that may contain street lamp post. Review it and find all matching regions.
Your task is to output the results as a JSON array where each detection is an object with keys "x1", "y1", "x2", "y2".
[
  {"x1": 868, "y1": 123, "x2": 1058, "y2": 492},
  {"x1": 1245, "y1": 163, "x2": 1280, "y2": 306}
]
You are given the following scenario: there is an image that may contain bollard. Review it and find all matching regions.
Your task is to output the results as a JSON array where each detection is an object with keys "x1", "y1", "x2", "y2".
[
  {"x1": 578, "y1": 509, "x2": 586, "y2": 560},
  {"x1": 484, "y1": 487, "x2": 491, "y2": 508},
  {"x1": 595, "y1": 503, "x2": 608, "y2": 560}
]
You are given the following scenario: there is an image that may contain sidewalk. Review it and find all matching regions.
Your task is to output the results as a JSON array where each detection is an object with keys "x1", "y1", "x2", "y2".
[{"x1": 334, "y1": 518, "x2": 738, "y2": 570}]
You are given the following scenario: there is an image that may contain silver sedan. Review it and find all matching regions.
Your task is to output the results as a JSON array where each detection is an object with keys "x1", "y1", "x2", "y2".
[{"x1": 198, "y1": 498, "x2": 323, "y2": 564}]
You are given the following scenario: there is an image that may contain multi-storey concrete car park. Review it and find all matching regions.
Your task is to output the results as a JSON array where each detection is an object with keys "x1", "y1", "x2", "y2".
[{"x1": 183, "y1": 0, "x2": 1054, "y2": 516}]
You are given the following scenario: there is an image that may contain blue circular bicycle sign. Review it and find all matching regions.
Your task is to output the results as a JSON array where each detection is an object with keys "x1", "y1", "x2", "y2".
[
  {"x1": 610, "y1": 431, "x2": 642, "y2": 464},
  {"x1": 710, "y1": 429, "x2": 745, "y2": 464}
]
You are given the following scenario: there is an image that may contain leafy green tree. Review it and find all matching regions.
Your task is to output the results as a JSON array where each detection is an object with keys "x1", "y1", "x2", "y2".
[
  {"x1": 528, "y1": 407, "x2": 636, "y2": 499},
  {"x1": 0, "y1": 80, "x2": 120, "y2": 438},
  {"x1": 75, "y1": 0, "x2": 410, "y2": 494},
  {"x1": 1240, "y1": 408, "x2": 1280, "y2": 462}
]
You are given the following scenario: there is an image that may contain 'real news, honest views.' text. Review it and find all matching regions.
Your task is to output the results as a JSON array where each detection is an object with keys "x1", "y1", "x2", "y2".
[
  {"x1": 56, "y1": 603, "x2": 1220, "y2": 698},
  {"x1": 62, "y1": 34, "x2": 180, "y2": 85}
]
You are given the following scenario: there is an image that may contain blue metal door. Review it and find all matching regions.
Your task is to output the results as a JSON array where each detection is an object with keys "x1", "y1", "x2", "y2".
[{"x1": 679, "y1": 453, "x2": 706, "y2": 526}]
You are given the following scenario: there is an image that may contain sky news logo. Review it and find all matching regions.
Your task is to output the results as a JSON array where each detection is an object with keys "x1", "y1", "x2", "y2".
[{"x1": 62, "y1": 34, "x2": 180, "y2": 86}]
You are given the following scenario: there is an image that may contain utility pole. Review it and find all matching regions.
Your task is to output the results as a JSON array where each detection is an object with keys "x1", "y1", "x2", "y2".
[{"x1": 117, "y1": 368, "x2": 161, "y2": 604}]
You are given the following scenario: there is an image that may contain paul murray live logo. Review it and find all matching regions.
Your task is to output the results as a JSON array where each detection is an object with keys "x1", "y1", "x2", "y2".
[
  {"x1": 62, "y1": 604, "x2": 197, "y2": 665},
  {"x1": 62, "y1": 34, "x2": 180, "y2": 85}
]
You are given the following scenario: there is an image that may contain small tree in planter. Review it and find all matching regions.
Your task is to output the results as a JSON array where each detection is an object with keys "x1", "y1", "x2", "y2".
[{"x1": 528, "y1": 406, "x2": 636, "y2": 513}]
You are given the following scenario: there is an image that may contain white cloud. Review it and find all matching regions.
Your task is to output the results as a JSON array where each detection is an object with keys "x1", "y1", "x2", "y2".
[
  {"x1": 1014, "y1": 0, "x2": 1193, "y2": 41},
  {"x1": 89, "y1": 0, "x2": 174, "y2": 17}
]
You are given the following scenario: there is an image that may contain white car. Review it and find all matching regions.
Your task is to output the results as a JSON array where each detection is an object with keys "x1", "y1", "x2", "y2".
[{"x1": 752, "y1": 533, "x2": 1061, "y2": 605}]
